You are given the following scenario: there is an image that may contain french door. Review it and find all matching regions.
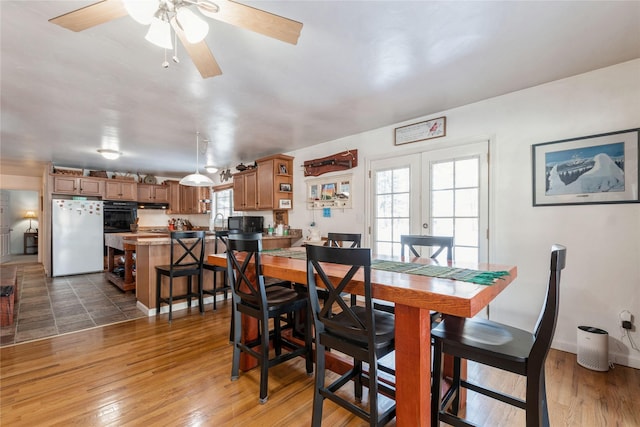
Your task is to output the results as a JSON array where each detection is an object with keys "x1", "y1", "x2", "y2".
[{"x1": 369, "y1": 141, "x2": 489, "y2": 263}]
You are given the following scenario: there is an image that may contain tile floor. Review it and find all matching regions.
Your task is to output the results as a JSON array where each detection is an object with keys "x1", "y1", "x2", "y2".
[{"x1": 1, "y1": 262, "x2": 146, "y2": 346}]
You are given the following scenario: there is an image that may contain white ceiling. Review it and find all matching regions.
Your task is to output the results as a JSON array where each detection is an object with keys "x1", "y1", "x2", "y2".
[{"x1": 1, "y1": 1, "x2": 639, "y2": 179}]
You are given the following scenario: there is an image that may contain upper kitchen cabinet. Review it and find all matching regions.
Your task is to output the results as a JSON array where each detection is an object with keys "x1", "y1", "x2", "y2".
[
  {"x1": 233, "y1": 169, "x2": 257, "y2": 211},
  {"x1": 52, "y1": 175, "x2": 103, "y2": 196},
  {"x1": 137, "y1": 184, "x2": 170, "y2": 203},
  {"x1": 232, "y1": 154, "x2": 293, "y2": 211},
  {"x1": 257, "y1": 154, "x2": 294, "y2": 210},
  {"x1": 166, "y1": 180, "x2": 210, "y2": 214},
  {"x1": 104, "y1": 180, "x2": 137, "y2": 201}
]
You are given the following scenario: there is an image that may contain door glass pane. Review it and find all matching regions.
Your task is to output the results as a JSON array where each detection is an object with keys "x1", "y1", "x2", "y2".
[
  {"x1": 393, "y1": 193, "x2": 410, "y2": 217},
  {"x1": 455, "y1": 218, "x2": 478, "y2": 246},
  {"x1": 455, "y1": 158, "x2": 478, "y2": 188},
  {"x1": 432, "y1": 190, "x2": 453, "y2": 217},
  {"x1": 377, "y1": 218, "x2": 392, "y2": 241},
  {"x1": 454, "y1": 188, "x2": 478, "y2": 217},
  {"x1": 377, "y1": 170, "x2": 392, "y2": 193},
  {"x1": 432, "y1": 218, "x2": 453, "y2": 236},
  {"x1": 377, "y1": 194, "x2": 392, "y2": 217},
  {"x1": 432, "y1": 162, "x2": 453, "y2": 190},
  {"x1": 455, "y1": 247, "x2": 478, "y2": 264},
  {"x1": 393, "y1": 168, "x2": 410, "y2": 192}
]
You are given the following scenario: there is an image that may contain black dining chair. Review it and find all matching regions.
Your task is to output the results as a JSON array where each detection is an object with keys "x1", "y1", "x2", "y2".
[
  {"x1": 227, "y1": 237, "x2": 312, "y2": 404},
  {"x1": 400, "y1": 234, "x2": 454, "y2": 261},
  {"x1": 202, "y1": 230, "x2": 231, "y2": 310},
  {"x1": 430, "y1": 244, "x2": 567, "y2": 427},
  {"x1": 326, "y1": 232, "x2": 362, "y2": 306},
  {"x1": 306, "y1": 244, "x2": 396, "y2": 427},
  {"x1": 155, "y1": 231, "x2": 206, "y2": 322},
  {"x1": 375, "y1": 235, "x2": 455, "y2": 323}
]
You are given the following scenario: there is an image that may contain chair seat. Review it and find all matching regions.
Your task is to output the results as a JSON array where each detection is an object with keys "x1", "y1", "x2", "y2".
[
  {"x1": 326, "y1": 306, "x2": 395, "y2": 347},
  {"x1": 156, "y1": 263, "x2": 201, "y2": 276},
  {"x1": 238, "y1": 286, "x2": 307, "y2": 313},
  {"x1": 432, "y1": 317, "x2": 535, "y2": 375}
]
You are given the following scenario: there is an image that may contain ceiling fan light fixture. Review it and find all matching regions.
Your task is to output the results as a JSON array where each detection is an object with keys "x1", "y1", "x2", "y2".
[
  {"x1": 123, "y1": 0, "x2": 158, "y2": 25},
  {"x1": 204, "y1": 165, "x2": 218, "y2": 173},
  {"x1": 97, "y1": 149, "x2": 121, "y2": 160},
  {"x1": 176, "y1": 7, "x2": 209, "y2": 44},
  {"x1": 145, "y1": 16, "x2": 173, "y2": 49}
]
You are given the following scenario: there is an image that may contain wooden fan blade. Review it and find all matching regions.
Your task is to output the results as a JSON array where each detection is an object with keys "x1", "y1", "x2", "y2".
[
  {"x1": 49, "y1": 0, "x2": 128, "y2": 32},
  {"x1": 171, "y1": 20, "x2": 222, "y2": 79},
  {"x1": 198, "y1": 0, "x2": 303, "y2": 45}
]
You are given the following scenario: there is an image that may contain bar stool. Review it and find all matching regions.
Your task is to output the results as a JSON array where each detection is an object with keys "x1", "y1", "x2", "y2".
[
  {"x1": 155, "y1": 231, "x2": 206, "y2": 322},
  {"x1": 202, "y1": 230, "x2": 231, "y2": 310}
]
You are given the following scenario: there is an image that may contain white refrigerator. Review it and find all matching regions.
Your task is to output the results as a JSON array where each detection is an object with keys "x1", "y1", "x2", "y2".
[{"x1": 52, "y1": 199, "x2": 104, "y2": 277}]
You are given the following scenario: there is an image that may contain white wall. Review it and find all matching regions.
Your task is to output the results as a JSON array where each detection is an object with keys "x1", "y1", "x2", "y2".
[{"x1": 285, "y1": 59, "x2": 640, "y2": 368}]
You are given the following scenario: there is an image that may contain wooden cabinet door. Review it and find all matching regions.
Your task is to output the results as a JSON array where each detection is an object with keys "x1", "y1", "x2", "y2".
[
  {"x1": 233, "y1": 171, "x2": 257, "y2": 211},
  {"x1": 180, "y1": 185, "x2": 195, "y2": 214},
  {"x1": 53, "y1": 176, "x2": 78, "y2": 194},
  {"x1": 79, "y1": 178, "x2": 103, "y2": 196},
  {"x1": 105, "y1": 181, "x2": 136, "y2": 200},
  {"x1": 166, "y1": 181, "x2": 181, "y2": 213},
  {"x1": 119, "y1": 182, "x2": 136, "y2": 200},
  {"x1": 256, "y1": 159, "x2": 275, "y2": 210},
  {"x1": 154, "y1": 185, "x2": 170, "y2": 203},
  {"x1": 137, "y1": 184, "x2": 154, "y2": 202}
]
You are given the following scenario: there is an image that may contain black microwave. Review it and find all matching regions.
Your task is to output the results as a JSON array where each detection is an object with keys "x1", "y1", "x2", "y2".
[{"x1": 228, "y1": 216, "x2": 264, "y2": 233}]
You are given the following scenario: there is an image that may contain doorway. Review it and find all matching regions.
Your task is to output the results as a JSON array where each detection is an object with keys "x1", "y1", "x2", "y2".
[
  {"x1": 368, "y1": 140, "x2": 489, "y2": 263},
  {"x1": 0, "y1": 189, "x2": 39, "y2": 264}
]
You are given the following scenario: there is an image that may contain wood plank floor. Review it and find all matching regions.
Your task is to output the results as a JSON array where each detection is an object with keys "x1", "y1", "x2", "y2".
[{"x1": 2, "y1": 299, "x2": 639, "y2": 426}]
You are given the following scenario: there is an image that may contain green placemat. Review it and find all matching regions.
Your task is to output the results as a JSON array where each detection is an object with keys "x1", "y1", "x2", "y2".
[
  {"x1": 263, "y1": 248, "x2": 308, "y2": 260},
  {"x1": 371, "y1": 259, "x2": 509, "y2": 285}
]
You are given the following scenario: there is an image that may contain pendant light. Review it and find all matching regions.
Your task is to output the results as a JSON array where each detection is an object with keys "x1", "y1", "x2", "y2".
[{"x1": 180, "y1": 132, "x2": 214, "y2": 187}]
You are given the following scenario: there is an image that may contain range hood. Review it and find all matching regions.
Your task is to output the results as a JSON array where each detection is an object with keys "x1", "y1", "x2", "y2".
[{"x1": 137, "y1": 202, "x2": 169, "y2": 210}]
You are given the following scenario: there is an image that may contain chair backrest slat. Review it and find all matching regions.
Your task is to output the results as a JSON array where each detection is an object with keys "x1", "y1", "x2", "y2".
[
  {"x1": 169, "y1": 231, "x2": 206, "y2": 271},
  {"x1": 326, "y1": 232, "x2": 362, "y2": 248},
  {"x1": 531, "y1": 244, "x2": 567, "y2": 363},
  {"x1": 306, "y1": 245, "x2": 373, "y2": 340},
  {"x1": 400, "y1": 235, "x2": 453, "y2": 261},
  {"x1": 227, "y1": 238, "x2": 266, "y2": 309}
]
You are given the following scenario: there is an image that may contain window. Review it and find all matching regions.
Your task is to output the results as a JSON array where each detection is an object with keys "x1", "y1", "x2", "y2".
[{"x1": 212, "y1": 187, "x2": 236, "y2": 227}]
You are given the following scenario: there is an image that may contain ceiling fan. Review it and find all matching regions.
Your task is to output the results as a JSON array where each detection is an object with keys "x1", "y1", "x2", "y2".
[{"x1": 49, "y1": 0, "x2": 303, "y2": 79}]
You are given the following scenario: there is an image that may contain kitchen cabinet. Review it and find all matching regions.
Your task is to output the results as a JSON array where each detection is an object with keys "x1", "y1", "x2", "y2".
[
  {"x1": 52, "y1": 175, "x2": 103, "y2": 196},
  {"x1": 137, "y1": 184, "x2": 170, "y2": 203},
  {"x1": 166, "y1": 180, "x2": 210, "y2": 214},
  {"x1": 105, "y1": 180, "x2": 137, "y2": 201},
  {"x1": 233, "y1": 169, "x2": 257, "y2": 210},
  {"x1": 256, "y1": 154, "x2": 294, "y2": 210}
]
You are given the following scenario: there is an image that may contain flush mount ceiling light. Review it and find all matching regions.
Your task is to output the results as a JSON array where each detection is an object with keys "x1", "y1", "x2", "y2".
[
  {"x1": 180, "y1": 132, "x2": 214, "y2": 187},
  {"x1": 97, "y1": 149, "x2": 121, "y2": 160},
  {"x1": 49, "y1": 0, "x2": 303, "y2": 79},
  {"x1": 205, "y1": 165, "x2": 218, "y2": 173}
]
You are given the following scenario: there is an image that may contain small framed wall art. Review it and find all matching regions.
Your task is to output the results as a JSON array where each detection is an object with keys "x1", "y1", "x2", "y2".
[
  {"x1": 279, "y1": 199, "x2": 292, "y2": 209},
  {"x1": 394, "y1": 116, "x2": 446, "y2": 146}
]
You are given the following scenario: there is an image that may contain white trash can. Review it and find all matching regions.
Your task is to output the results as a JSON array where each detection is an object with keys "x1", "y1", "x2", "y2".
[{"x1": 577, "y1": 326, "x2": 609, "y2": 372}]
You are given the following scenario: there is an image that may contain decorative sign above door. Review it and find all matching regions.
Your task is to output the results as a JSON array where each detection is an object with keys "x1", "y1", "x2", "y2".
[
  {"x1": 303, "y1": 150, "x2": 358, "y2": 177},
  {"x1": 394, "y1": 116, "x2": 446, "y2": 145}
]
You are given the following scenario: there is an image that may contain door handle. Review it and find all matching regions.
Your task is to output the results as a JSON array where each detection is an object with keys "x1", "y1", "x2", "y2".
[{"x1": 422, "y1": 223, "x2": 429, "y2": 229}]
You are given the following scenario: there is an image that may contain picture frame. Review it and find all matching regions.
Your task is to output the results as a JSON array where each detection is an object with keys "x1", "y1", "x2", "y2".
[
  {"x1": 279, "y1": 164, "x2": 288, "y2": 175},
  {"x1": 394, "y1": 116, "x2": 446, "y2": 146},
  {"x1": 279, "y1": 183, "x2": 292, "y2": 192},
  {"x1": 532, "y1": 128, "x2": 639, "y2": 206},
  {"x1": 279, "y1": 199, "x2": 292, "y2": 209}
]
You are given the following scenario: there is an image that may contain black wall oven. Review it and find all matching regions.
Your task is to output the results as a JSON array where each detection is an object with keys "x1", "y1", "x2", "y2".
[{"x1": 103, "y1": 201, "x2": 137, "y2": 233}]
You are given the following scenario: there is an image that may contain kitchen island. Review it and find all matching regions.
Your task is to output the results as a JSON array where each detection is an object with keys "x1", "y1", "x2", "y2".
[{"x1": 104, "y1": 230, "x2": 302, "y2": 314}]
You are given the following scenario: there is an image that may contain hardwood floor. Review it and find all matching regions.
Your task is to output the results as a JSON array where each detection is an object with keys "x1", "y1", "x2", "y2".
[{"x1": 1, "y1": 299, "x2": 639, "y2": 426}]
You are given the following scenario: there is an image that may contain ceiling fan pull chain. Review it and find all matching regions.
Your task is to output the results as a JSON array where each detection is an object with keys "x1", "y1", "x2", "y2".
[
  {"x1": 173, "y1": 31, "x2": 180, "y2": 63},
  {"x1": 162, "y1": 48, "x2": 169, "y2": 68}
]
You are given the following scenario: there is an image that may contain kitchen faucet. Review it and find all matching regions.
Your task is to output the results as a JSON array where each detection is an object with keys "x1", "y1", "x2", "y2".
[{"x1": 214, "y1": 212, "x2": 225, "y2": 229}]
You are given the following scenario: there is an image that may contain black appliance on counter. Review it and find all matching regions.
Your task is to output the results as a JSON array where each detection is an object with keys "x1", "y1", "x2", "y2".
[
  {"x1": 228, "y1": 216, "x2": 264, "y2": 233},
  {"x1": 103, "y1": 201, "x2": 137, "y2": 233}
]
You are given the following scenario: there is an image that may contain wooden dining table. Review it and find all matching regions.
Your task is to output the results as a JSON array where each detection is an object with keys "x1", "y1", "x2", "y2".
[{"x1": 207, "y1": 248, "x2": 517, "y2": 426}]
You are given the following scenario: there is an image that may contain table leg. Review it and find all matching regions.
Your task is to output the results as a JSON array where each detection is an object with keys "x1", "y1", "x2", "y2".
[{"x1": 394, "y1": 304, "x2": 431, "y2": 426}]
